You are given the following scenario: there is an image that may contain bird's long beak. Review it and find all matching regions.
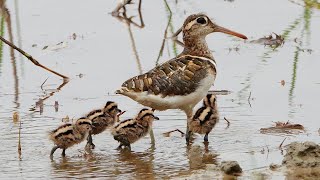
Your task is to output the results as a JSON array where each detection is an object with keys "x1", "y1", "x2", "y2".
[
  {"x1": 214, "y1": 25, "x2": 247, "y2": 39},
  {"x1": 153, "y1": 115, "x2": 160, "y2": 120}
]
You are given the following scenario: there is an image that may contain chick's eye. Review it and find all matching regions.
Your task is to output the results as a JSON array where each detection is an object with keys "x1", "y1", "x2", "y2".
[{"x1": 197, "y1": 17, "x2": 207, "y2": 24}]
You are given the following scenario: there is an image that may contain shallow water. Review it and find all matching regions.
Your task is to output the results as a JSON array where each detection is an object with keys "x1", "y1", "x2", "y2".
[{"x1": 0, "y1": 0, "x2": 320, "y2": 179}]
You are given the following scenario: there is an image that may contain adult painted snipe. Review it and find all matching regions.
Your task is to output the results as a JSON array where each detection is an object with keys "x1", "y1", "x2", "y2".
[{"x1": 116, "y1": 13, "x2": 247, "y2": 143}]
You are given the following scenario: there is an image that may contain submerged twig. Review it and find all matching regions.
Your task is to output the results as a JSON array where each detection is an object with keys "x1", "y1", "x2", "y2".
[
  {"x1": 163, "y1": 129, "x2": 185, "y2": 137},
  {"x1": 224, "y1": 117, "x2": 230, "y2": 128},
  {"x1": 0, "y1": 35, "x2": 69, "y2": 81},
  {"x1": 18, "y1": 119, "x2": 21, "y2": 160},
  {"x1": 29, "y1": 80, "x2": 69, "y2": 113},
  {"x1": 248, "y1": 91, "x2": 252, "y2": 108},
  {"x1": 40, "y1": 77, "x2": 49, "y2": 90},
  {"x1": 279, "y1": 137, "x2": 287, "y2": 149}
]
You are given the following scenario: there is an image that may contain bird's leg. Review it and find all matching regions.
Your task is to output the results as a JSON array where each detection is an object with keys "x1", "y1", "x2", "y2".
[
  {"x1": 87, "y1": 131, "x2": 95, "y2": 149},
  {"x1": 127, "y1": 144, "x2": 131, "y2": 151},
  {"x1": 116, "y1": 143, "x2": 123, "y2": 150},
  {"x1": 149, "y1": 128, "x2": 155, "y2": 145},
  {"x1": 204, "y1": 133, "x2": 209, "y2": 142},
  {"x1": 149, "y1": 109, "x2": 156, "y2": 145},
  {"x1": 184, "y1": 108, "x2": 193, "y2": 144},
  {"x1": 50, "y1": 146, "x2": 59, "y2": 159},
  {"x1": 62, "y1": 149, "x2": 66, "y2": 157},
  {"x1": 186, "y1": 131, "x2": 192, "y2": 145}
]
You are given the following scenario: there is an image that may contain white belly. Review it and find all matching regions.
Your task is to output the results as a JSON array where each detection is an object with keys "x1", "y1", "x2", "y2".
[{"x1": 124, "y1": 74, "x2": 216, "y2": 111}]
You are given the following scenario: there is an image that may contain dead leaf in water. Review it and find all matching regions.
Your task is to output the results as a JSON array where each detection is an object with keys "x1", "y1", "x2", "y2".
[
  {"x1": 280, "y1": 80, "x2": 285, "y2": 86},
  {"x1": 54, "y1": 101, "x2": 59, "y2": 112},
  {"x1": 13, "y1": 112, "x2": 19, "y2": 123},
  {"x1": 260, "y1": 121, "x2": 304, "y2": 134}
]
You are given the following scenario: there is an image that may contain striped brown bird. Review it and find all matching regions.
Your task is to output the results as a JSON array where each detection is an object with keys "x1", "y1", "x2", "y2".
[
  {"x1": 111, "y1": 108, "x2": 159, "y2": 150},
  {"x1": 116, "y1": 13, "x2": 247, "y2": 143},
  {"x1": 187, "y1": 94, "x2": 219, "y2": 144},
  {"x1": 49, "y1": 117, "x2": 92, "y2": 159},
  {"x1": 86, "y1": 101, "x2": 122, "y2": 149}
]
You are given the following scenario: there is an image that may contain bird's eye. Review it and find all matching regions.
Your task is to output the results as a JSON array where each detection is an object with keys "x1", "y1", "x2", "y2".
[{"x1": 197, "y1": 17, "x2": 207, "y2": 24}]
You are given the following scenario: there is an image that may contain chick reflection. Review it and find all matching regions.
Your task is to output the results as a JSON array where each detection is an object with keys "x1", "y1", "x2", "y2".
[
  {"x1": 51, "y1": 153, "x2": 106, "y2": 178},
  {"x1": 116, "y1": 148, "x2": 155, "y2": 179},
  {"x1": 187, "y1": 145, "x2": 218, "y2": 170}
]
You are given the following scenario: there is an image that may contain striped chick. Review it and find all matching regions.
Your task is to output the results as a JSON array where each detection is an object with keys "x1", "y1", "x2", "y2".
[
  {"x1": 187, "y1": 94, "x2": 219, "y2": 144},
  {"x1": 111, "y1": 108, "x2": 159, "y2": 150},
  {"x1": 86, "y1": 101, "x2": 122, "y2": 149},
  {"x1": 49, "y1": 117, "x2": 92, "y2": 159}
]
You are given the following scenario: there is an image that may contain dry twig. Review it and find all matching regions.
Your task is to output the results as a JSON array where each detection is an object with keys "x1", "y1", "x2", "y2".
[
  {"x1": 163, "y1": 129, "x2": 185, "y2": 137},
  {"x1": 0, "y1": 36, "x2": 69, "y2": 81},
  {"x1": 279, "y1": 137, "x2": 287, "y2": 149},
  {"x1": 248, "y1": 91, "x2": 252, "y2": 107},
  {"x1": 224, "y1": 117, "x2": 230, "y2": 128}
]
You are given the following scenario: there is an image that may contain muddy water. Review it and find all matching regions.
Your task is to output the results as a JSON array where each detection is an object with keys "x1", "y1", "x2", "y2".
[{"x1": 0, "y1": 0, "x2": 320, "y2": 179}]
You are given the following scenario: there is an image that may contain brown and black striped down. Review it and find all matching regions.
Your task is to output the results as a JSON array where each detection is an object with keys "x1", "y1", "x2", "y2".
[
  {"x1": 49, "y1": 117, "x2": 92, "y2": 157},
  {"x1": 111, "y1": 108, "x2": 159, "y2": 149},
  {"x1": 188, "y1": 94, "x2": 219, "y2": 135}
]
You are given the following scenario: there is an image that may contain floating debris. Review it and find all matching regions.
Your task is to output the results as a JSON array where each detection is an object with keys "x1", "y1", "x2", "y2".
[
  {"x1": 227, "y1": 45, "x2": 240, "y2": 54},
  {"x1": 43, "y1": 41, "x2": 68, "y2": 51},
  {"x1": 280, "y1": 80, "x2": 286, "y2": 86},
  {"x1": 297, "y1": 47, "x2": 313, "y2": 54},
  {"x1": 251, "y1": 33, "x2": 284, "y2": 48},
  {"x1": 72, "y1": 33, "x2": 77, "y2": 40},
  {"x1": 207, "y1": 90, "x2": 232, "y2": 95},
  {"x1": 54, "y1": 101, "x2": 59, "y2": 112},
  {"x1": 32, "y1": 44, "x2": 37, "y2": 47},
  {"x1": 163, "y1": 129, "x2": 185, "y2": 137},
  {"x1": 76, "y1": 73, "x2": 84, "y2": 78},
  {"x1": 13, "y1": 112, "x2": 19, "y2": 123},
  {"x1": 260, "y1": 121, "x2": 304, "y2": 134},
  {"x1": 35, "y1": 99, "x2": 44, "y2": 114},
  {"x1": 269, "y1": 163, "x2": 281, "y2": 171}
]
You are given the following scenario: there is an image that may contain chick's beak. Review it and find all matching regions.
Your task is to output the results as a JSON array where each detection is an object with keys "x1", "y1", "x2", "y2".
[
  {"x1": 214, "y1": 25, "x2": 247, "y2": 39},
  {"x1": 153, "y1": 116, "x2": 160, "y2": 120}
]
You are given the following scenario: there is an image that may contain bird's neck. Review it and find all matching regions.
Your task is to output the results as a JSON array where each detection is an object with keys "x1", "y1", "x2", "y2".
[{"x1": 180, "y1": 35, "x2": 214, "y2": 60}]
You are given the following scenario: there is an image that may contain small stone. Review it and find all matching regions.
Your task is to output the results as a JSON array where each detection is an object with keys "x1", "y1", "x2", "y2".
[
  {"x1": 220, "y1": 161, "x2": 242, "y2": 175},
  {"x1": 282, "y1": 141, "x2": 320, "y2": 168}
]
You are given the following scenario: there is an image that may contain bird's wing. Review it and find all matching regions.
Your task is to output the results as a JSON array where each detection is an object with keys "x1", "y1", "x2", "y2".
[{"x1": 117, "y1": 55, "x2": 216, "y2": 97}]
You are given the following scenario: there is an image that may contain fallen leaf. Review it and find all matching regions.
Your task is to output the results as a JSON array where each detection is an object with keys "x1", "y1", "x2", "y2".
[
  {"x1": 260, "y1": 121, "x2": 304, "y2": 134},
  {"x1": 13, "y1": 112, "x2": 19, "y2": 123},
  {"x1": 280, "y1": 80, "x2": 285, "y2": 86}
]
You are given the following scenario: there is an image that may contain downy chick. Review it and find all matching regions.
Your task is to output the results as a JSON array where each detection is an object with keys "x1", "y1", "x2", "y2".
[
  {"x1": 112, "y1": 108, "x2": 159, "y2": 150},
  {"x1": 49, "y1": 117, "x2": 92, "y2": 158},
  {"x1": 86, "y1": 101, "x2": 122, "y2": 149},
  {"x1": 187, "y1": 94, "x2": 219, "y2": 144}
]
